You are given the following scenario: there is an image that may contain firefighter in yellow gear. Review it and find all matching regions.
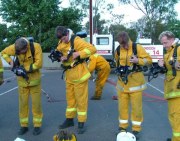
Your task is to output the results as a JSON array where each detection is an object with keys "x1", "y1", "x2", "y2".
[
  {"x1": 88, "y1": 54, "x2": 110, "y2": 100},
  {"x1": 1, "y1": 37, "x2": 43, "y2": 136},
  {"x1": 115, "y1": 31, "x2": 152, "y2": 139},
  {"x1": 0, "y1": 55, "x2": 4, "y2": 85},
  {"x1": 158, "y1": 31, "x2": 180, "y2": 141},
  {"x1": 55, "y1": 26, "x2": 96, "y2": 134}
]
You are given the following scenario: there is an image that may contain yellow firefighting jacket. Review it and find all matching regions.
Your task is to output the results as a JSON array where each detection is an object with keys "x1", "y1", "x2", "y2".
[
  {"x1": 0, "y1": 56, "x2": 3, "y2": 73},
  {"x1": 115, "y1": 41, "x2": 152, "y2": 92},
  {"x1": 88, "y1": 54, "x2": 109, "y2": 73},
  {"x1": 57, "y1": 36, "x2": 96, "y2": 84},
  {"x1": 0, "y1": 55, "x2": 4, "y2": 85},
  {"x1": 164, "y1": 43, "x2": 180, "y2": 99},
  {"x1": 1, "y1": 42, "x2": 42, "y2": 87}
]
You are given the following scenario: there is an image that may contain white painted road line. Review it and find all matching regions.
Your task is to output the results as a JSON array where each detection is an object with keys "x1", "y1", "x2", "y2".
[
  {"x1": 0, "y1": 86, "x2": 18, "y2": 96},
  {"x1": 147, "y1": 82, "x2": 164, "y2": 95}
]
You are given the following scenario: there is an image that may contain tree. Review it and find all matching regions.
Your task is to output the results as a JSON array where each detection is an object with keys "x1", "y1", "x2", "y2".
[
  {"x1": 69, "y1": 0, "x2": 116, "y2": 34},
  {"x1": 0, "y1": 0, "x2": 84, "y2": 51},
  {"x1": 0, "y1": 23, "x2": 8, "y2": 51},
  {"x1": 85, "y1": 13, "x2": 106, "y2": 34},
  {"x1": 166, "y1": 19, "x2": 180, "y2": 39},
  {"x1": 118, "y1": 0, "x2": 179, "y2": 43},
  {"x1": 109, "y1": 24, "x2": 137, "y2": 41}
]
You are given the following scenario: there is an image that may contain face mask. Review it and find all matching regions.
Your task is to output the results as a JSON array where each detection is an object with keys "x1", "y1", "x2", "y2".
[{"x1": 56, "y1": 33, "x2": 63, "y2": 39}]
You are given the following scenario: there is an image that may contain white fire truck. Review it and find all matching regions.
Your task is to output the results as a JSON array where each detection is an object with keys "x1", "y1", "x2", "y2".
[
  {"x1": 136, "y1": 38, "x2": 163, "y2": 64},
  {"x1": 85, "y1": 34, "x2": 116, "y2": 67}
]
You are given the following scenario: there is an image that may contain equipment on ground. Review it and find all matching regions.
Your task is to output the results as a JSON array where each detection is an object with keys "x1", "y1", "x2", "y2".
[
  {"x1": 53, "y1": 130, "x2": 77, "y2": 141},
  {"x1": 116, "y1": 132, "x2": 136, "y2": 141},
  {"x1": 14, "y1": 137, "x2": 26, "y2": 141}
]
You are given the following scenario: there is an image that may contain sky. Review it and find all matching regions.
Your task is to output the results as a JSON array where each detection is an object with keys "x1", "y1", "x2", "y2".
[
  {"x1": 60, "y1": 0, "x2": 180, "y2": 24},
  {"x1": 0, "y1": 0, "x2": 180, "y2": 25}
]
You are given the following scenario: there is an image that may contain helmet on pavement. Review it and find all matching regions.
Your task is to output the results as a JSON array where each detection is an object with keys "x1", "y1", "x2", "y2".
[{"x1": 116, "y1": 132, "x2": 136, "y2": 141}]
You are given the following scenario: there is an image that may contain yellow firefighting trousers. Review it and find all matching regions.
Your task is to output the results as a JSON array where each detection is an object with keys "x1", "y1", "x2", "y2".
[
  {"x1": 18, "y1": 84, "x2": 43, "y2": 127},
  {"x1": 118, "y1": 91, "x2": 143, "y2": 132},
  {"x1": 94, "y1": 65, "x2": 110, "y2": 97},
  {"x1": 168, "y1": 97, "x2": 180, "y2": 141},
  {"x1": 65, "y1": 80, "x2": 88, "y2": 122}
]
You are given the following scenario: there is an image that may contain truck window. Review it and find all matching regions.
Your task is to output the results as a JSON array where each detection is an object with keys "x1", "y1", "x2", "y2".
[{"x1": 96, "y1": 37, "x2": 109, "y2": 45}]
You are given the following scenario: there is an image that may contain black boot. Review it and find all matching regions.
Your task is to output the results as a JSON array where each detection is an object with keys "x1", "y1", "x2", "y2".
[
  {"x1": 59, "y1": 118, "x2": 74, "y2": 129},
  {"x1": 116, "y1": 127, "x2": 126, "y2": 136},
  {"x1": 18, "y1": 127, "x2": 28, "y2": 135},
  {"x1": 167, "y1": 138, "x2": 171, "y2": 141},
  {"x1": 132, "y1": 131, "x2": 140, "y2": 140},
  {"x1": 90, "y1": 96, "x2": 101, "y2": 100},
  {"x1": 33, "y1": 127, "x2": 41, "y2": 135},
  {"x1": 77, "y1": 122, "x2": 85, "y2": 134}
]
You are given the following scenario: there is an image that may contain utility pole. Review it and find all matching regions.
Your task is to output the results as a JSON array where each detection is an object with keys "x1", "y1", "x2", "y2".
[{"x1": 89, "y1": 0, "x2": 93, "y2": 44}]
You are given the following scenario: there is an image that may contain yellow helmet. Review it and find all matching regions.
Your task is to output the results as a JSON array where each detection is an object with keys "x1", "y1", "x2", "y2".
[{"x1": 53, "y1": 130, "x2": 77, "y2": 141}]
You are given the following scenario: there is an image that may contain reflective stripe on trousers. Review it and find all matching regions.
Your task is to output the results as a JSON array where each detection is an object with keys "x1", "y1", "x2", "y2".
[{"x1": 116, "y1": 83, "x2": 147, "y2": 92}]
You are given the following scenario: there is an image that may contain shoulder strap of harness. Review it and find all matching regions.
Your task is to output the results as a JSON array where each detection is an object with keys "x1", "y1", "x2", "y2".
[
  {"x1": 70, "y1": 35, "x2": 77, "y2": 50},
  {"x1": 66, "y1": 35, "x2": 77, "y2": 60},
  {"x1": 172, "y1": 43, "x2": 180, "y2": 76},
  {"x1": 116, "y1": 43, "x2": 137, "y2": 67},
  {"x1": 132, "y1": 43, "x2": 138, "y2": 71},
  {"x1": 29, "y1": 40, "x2": 35, "y2": 62},
  {"x1": 132, "y1": 42, "x2": 137, "y2": 55}
]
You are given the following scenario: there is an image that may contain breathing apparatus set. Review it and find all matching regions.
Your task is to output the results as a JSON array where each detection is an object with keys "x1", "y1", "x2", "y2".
[
  {"x1": 11, "y1": 65, "x2": 29, "y2": 81},
  {"x1": 48, "y1": 49, "x2": 63, "y2": 62},
  {"x1": 148, "y1": 43, "x2": 180, "y2": 82},
  {"x1": 115, "y1": 43, "x2": 148, "y2": 84},
  {"x1": 147, "y1": 64, "x2": 167, "y2": 82},
  {"x1": 49, "y1": 30, "x2": 88, "y2": 79},
  {"x1": 53, "y1": 130, "x2": 77, "y2": 141}
]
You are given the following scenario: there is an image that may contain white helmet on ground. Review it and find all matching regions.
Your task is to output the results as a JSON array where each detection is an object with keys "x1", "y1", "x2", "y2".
[{"x1": 116, "y1": 132, "x2": 136, "y2": 141}]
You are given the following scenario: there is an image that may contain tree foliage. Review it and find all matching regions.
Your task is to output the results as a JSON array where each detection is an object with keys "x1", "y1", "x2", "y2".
[
  {"x1": 109, "y1": 24, "x2": 137, "y2": 41},
  {"x1": 0, "y1": 0, "x2": 84, "y2": 52},
  {"x1": 118, "y1": 0, "x2": 179, "y2": 43},
  {"x1": 0, "y1": 23, "x2": 8, "y2": 50}
]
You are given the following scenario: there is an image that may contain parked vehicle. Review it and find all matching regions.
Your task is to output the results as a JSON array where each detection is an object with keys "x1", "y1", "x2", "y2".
[
  {"x1": 85, "y1": 34, "x2": 163, "y2": 69},
  {"x1": 85, "y1": 34, "x2": 116, "y2": 67}
]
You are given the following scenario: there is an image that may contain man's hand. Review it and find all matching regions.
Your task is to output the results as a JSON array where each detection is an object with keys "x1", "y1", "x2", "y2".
[
  {"x1": 72, "y1": 52, "x2": 80, "y2": 60},
  {"x1": 9, "y1": 61, "x2": 14, "y2": 69},
  {"x1": 158, "y1": 59, "x2": 164, "y2": 67},
  {"x1": 175, "y1": 61, "x2": 180, "y2": 70},
  {"x1": 60, "y1": 56, "x2": 67, "y2": 62},
  {"x1": 129, "y1": 55, "x2": 139, "y2": 64}
]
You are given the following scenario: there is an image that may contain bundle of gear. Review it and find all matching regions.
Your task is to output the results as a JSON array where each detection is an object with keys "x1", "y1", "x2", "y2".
[{"x1": 53, "y1": 130, "x2": 77, "y2": 141}]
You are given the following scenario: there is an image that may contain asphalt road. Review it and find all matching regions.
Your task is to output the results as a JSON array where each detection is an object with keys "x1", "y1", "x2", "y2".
[{"x1": 0, "y1": 69, "x2": 171, "y2": 141}]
